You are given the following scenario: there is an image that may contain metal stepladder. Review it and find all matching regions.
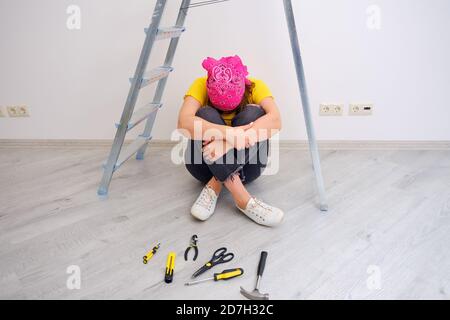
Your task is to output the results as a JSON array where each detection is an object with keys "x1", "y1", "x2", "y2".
[{"x1": 98, "y1": 0, "x2": 328, "y2": 211}]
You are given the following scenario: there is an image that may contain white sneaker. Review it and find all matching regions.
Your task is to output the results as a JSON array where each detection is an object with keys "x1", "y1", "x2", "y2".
[
  {"x1": 237, "y1": 198, "x2": 284, "y2": 227},
  {"x1": 191, "y1": 185, "x2": 218, "y2": 221}
]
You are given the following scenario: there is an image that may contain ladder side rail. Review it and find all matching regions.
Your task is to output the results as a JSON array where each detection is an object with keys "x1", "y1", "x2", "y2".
[
  {"x1": 283, "y1": 0, "x2": 328, "y2": 211},
  {"x1": 98, "y1": 0, "x2": 168, "y2": 196},
  {"x1": 137, "y1": 0, "x2": 192, "y2": 160}
]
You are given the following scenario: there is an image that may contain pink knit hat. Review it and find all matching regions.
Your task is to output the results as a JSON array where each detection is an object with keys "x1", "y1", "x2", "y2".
[{"x1": 202, "y1": 55, "x2": 252, "y2": 112}]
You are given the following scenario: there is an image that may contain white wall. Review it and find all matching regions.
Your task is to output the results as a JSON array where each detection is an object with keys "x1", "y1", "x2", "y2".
[{"x1": 0, "y1": 0, "x2": 449, "y2": 141}]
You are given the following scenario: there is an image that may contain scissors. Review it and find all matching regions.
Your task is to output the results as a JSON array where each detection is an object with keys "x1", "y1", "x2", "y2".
[{"x1": 191, "y1": 247, "x2": 234, "y2": 278}]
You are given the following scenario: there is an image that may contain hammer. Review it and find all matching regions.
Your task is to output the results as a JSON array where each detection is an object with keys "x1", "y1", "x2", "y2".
[{"x1": 240, "y1": 251, "x2": 269, "y2": 300}]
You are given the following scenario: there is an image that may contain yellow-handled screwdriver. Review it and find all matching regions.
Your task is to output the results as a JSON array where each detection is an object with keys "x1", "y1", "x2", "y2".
[
  {"x1": 165, "y1": 252, "x2": 176, "y2": 284},
  {"x1": 143, "y1": 243, "x2": 161, "y2": 264},
  {"x1": 185, "y1": 268, "x2": 244, "y2": 286}
]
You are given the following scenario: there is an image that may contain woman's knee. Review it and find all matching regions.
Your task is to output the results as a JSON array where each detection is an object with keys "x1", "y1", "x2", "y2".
[
  {"x1": 185, "y1": 163, "x2": 213, "y2": 184},
  {"x1": 241, "y1": 164, "x2": 264, "y2": 184},
  {"x1": 196, "y1": 106, "x2": 225, "y2": 125},
  {"x1": 232, "y1": 104, "x2": 266, "y2": 127}
]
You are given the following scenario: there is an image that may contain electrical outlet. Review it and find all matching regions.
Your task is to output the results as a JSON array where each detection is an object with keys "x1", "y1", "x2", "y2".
[
  {"x1": 7, "y1": 105, "x2": 30, "y2": 118},
  {"x1": 0, "y1": 106, "x2": 5, "y2": 117},
  {"x1": 349, "y1": 103, "x2": 373, "y2": 116},
  {"x1": 320, "y1": 104, "x2": 344, "y2": 116}
]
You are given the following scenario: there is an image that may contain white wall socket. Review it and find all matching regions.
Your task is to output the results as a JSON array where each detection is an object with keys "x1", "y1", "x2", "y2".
[
  {"x1": 320, "y1": 104, "x2": 344, "y2": 116},
  {"x1": 349, "y1": 103, "x2": 373, "y2": 116},
  {"x1": 0, "y1": 106, "x2": 6, "y2": 117},
  {"x1": 7, "y1": 105, "x2": 30, "y2": 118}
]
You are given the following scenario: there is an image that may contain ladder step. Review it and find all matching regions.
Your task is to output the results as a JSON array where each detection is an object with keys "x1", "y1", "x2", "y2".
[
  {"x1": 130, "y1": 66, "x2": 173, "y2": 89},
  {"x1": 116, "y1": 103, "x2": 162, "y2": 131},
  {"x1": 115, "y1": 136, "x2": 152, "y2": 170},
  {"x1": 146, "y1": 26, "x2": 186, "y2": 40}
]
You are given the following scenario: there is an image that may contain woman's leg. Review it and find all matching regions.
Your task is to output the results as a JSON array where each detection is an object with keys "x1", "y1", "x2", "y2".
[
  {"x1": 186, "y1": 106, "x2": 227, "y2": 221},
  {"x1": 216, "y1": 105, "x2": 267, "y2": 208},
  {"x1": 186, "y1": 105, "x2": 283, "y2": 226},
  {"x1": 224, "y1": 105, "x2": 283, "y2": 227},
  {"x1": 186, "y1": 106, "x2": 243, "y2": 184},
  {"x1": 224, "y1": 175, "x2": 252, "y2": 210},
  {"x1": 231, "y1": 104, "x2": 269, "y2": 184},
  {"x1": 185, "y1": 106, "x2": 226, "y2": 190}
]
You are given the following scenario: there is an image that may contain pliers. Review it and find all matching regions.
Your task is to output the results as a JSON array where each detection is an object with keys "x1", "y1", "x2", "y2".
[{"x1": 184, "y1": 235, "x2": 199, "y2": 261}]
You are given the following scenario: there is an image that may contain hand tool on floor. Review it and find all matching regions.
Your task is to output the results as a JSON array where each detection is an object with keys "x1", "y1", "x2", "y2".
[
  {"x1": 143, "y1": 243, "x2": 160, "y2": 264},
  {"x1": 240, "y1": 251, "x2": 269, "y2": 300},
  {"x1": 185, "y1": 268, "x2": 244, "y2": 286},
  {"x1": 184, "y1": 235, "x2": 199, "y2": 261},
  {"x1": 164, "y1": 252, "x2": 176, "y2": 284},
  {"x1": 191, "y1": 247, "x2": 234, "y2": 279}
]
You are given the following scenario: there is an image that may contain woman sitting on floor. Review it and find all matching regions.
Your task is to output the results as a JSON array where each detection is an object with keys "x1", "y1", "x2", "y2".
[{"x1": 177, "y1": 55, "x2": 284, "y2": 227}]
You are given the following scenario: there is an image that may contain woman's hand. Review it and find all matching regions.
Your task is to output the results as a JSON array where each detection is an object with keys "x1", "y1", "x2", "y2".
[
  {"x1": 203, "y1": 139, "x2": 234, "y2": 162},
  {"x1": 225, "y1": 123, "x2": 254, "y2": 150},
  {"x1": 203, "y1": 122, "x2": 254, "y2": 150},
  {"x1": 243, "y1": 129, "x2": 258, "y2": 149}
]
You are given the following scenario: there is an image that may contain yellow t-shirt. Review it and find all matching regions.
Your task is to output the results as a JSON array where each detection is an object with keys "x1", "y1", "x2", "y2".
[{"x1": 184, "y1": 77, "x2": 274, "y2": 126}]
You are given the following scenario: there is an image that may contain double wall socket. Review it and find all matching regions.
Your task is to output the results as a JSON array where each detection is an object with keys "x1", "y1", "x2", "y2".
[
  {"x1": 7, "y1": 105, "x2": 30, "y2": 118},
  {"x1": 319, "y1": 104, "x2": 344, "y2": 116}
]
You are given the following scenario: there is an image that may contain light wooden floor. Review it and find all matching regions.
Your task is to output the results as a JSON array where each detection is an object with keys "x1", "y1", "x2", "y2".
[{"x1": 0, "y1": 144, "x2": 449, "y2": 300}]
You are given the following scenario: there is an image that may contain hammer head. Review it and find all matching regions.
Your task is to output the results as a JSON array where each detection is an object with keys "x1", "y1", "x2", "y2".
[{"x1": 240, "y1": 286, "x2": 269, "y2": 300}]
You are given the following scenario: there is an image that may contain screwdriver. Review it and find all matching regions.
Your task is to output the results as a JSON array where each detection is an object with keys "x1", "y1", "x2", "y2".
[
  {"x1": 143, "y1": 243, "x2": 161, "y2": 264},
  {"x1": 165, "y1": 252, "x2": 176, "y2": 284},
  {"x1": 185, "y1": 268, "x2": 244, "y2": 286}
]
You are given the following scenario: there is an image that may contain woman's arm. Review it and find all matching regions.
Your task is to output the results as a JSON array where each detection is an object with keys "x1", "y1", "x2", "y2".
[
  {"x1": 177, "y1": 96, "x2": 253, "y2": 142},
  {"x1": 242, "y1": 97, "x2": 282, "y2": 147},
  {"x1": 177, "y1": 96, "x2": 228, "y2": 140},
  {"x1": 253, "y1": 97, "x2": 282, "y2": 132},
  {"x1": 203, "y1": 98, "x2": 282, "y2": 159}
]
